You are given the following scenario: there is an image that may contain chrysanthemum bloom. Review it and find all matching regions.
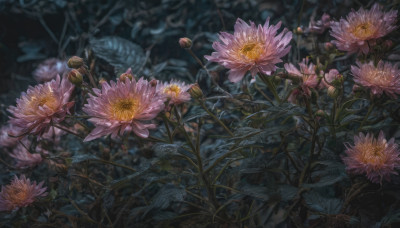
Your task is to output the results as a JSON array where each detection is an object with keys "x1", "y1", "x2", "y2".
[
  {"x1": 41, "y1": 126, "x2": 65, "y2": 143},
  {"x1": 83, "y1": 78, "x2": 165, "y2": 141},
  {"x1": 9, "y1": 139, "x2": 45, "y2": 169},
  {"x1": 0, "y1": 175, "x2": 47, "y2": 211},
  {"x1": 33, "y1": 58, "x2": 69, "y2": 82},
  {"x1": 205, "y1": 18, "x2": 292, "y2": 83},
  {"x1": 284, "y1": 58, "x2": 319, "y2": 96},
  {"x1": 8, "y1": 75, "x2": 75, "y2": 137},
  {"x1": 307, "y1": 13, "x2": 331, "y2": 34},
  {"x1": 0, "y1": 124, "x2": 21, "y2": 148},
  {"x1": 342, "y1": 131, "x2": 400, "y2": 184},
  {"x1": 330, "y1": 4, "x2": 397, "y2": 54},
  {"x1": 157, "y1": 80, "x2": 191, "y2": 105},
  {"x1": 351, "y1": 61, "x2": 400, "y2": 98}
]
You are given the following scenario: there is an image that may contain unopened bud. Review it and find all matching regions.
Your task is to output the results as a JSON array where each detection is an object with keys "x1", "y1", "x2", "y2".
[
  {"x1": 296, "y1": 27, "x2": 303, "y2": 34},
  {"x1": 352, "y1": 84, "x2": 361, "y2": 93},
  {"x1": 315, "y1": 110, "x2": 325, "y2": 117},
  {"x1": 149, "y1": 79, "x2": 158, "y2": 87},
  {"x1": 324, "y1": 42, "x2": 334, "y2": 51},
  {"x1": 67, "y1": 56, "x2": 84, "y2": 69},
  {"x1": 99, "y1": 78, "x2": 107, "y2": 85},
  {"x1": 119, "y1": 73, "x2": 133, "y2": 82},
  {"x1": 274, "y1": 75, "x2": 281, "y2": 84},
  {"x1": 179, "y1": 37, "x2": 192, "y2": 49},
  {"x1": 189, "y1": 83, "x2": 203, "y2": 99},
  {"x1": 327, "y1": 86, "x2": 339, "y2": 98},
  {"x1": 384, "y1": 40, "x2": 393, "y2": 49},
  {"x1": 67, "y1": 69, "x2": 83, "y2": 86}
]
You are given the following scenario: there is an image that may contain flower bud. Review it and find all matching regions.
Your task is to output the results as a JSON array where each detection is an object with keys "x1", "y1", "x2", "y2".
[
  {"x1": 99, "y1": 78, "x2": 107, "y2": 85},
  {"x1": 315, "y1": 110, "x2": 326, "y2": 117},
  {"x1": 149, "y1": 79, "x2": 158, "y2": 87},
  {"x1": 119, "y1": 72, "x2": 133, "y2": 82},
  {"x1": 189, "y1": 83, "x2": 203, "y2": 99},
  {"x1": 295, "y1": 27, "x2": 303, "y2": 34},
  {"x1": 324, "y1": 42, "x2": 334, "y2": 51},
  {"x1": 327, "y1": 86, "x2": 339, "y2": 98},
  {"x1": 67, "y1": 56, "x2": 84, "y2": 69},
  {"x1": 67, "y1": 69, "x2": 83, "y2": 86},
  {"x1": 179, "y1": 37, "x2": 192, "y2": 49}
]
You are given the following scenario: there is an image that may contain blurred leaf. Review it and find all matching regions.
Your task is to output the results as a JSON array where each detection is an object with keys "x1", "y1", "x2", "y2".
[{"x1": 304, "y1": 191, "x2": 342, "y2": 215}]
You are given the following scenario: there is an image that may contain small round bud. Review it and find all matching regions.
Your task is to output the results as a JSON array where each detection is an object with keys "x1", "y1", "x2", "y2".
[
  {"x1": 296, "y1": 27, "x2": 303, "y2": 34},
  {"x1": 274, "y1": 75, "x2": 281, "y2": 84},
  {"x1": 67, "y1": 69, "x2": 83, "y2": 86},
  {"x1": 327, "y1": 86, "x2": 339, "y2": 98},
  {"x1": 352, "y1": 84, "x2": 361, "y2": 93},
  {"x1": 315, "y1": 110, "x2": 326, "y2": 117},
  {"x1": 324, "y1": 42, "x2": 334, "y2": 51},
  {"x1": 149, "y1": 79, "x2": 158, "y2": 87},
  {"x1": 189, "y1": 83, "x2": 203, "y2": 99},
  {"x1": 179, "y1": 37, "x2": 192, "y2": 49},
  {"x1": 384, "y1": 40, "x2": 393, "y2": 49},
  {"x1": 67, "y1": 56, "x2": 84, "y2": 69},
  {"x1": 119, "y1": 73, "x2": 133, "y2": 82},
  {"x1": 99, "y1": 78, "x2": 107, "y2": 85}
]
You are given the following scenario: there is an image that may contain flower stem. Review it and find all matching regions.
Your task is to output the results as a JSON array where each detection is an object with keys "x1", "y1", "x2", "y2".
[
  {"x1": 258, "y1": 73, "x2": 281, "y2": 103},
  {"x1": 199, "y1": 100, "x2": 234, "y2": 136}
]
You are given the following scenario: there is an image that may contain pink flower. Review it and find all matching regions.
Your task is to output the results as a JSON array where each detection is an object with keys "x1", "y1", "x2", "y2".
[
  {"x1": 41, "y1": 126, "x2": 65, "y2": 143},
  {"x1": 284, "y1": 58, "x2": 319, "y2": 96},
  {"x1": 321, "y1": 69, "x2": 341, "y2": 88},
  {"x1": 351, "y1": 61, "x2": 400, "y2": 98},
  {"x1": 83, "y1": 78, "x2": 165, "y2": 141},
  {"x1": 307, "y1": 13, "x2": 331, "y2": 34},
  {"x1": 0, "y1": 124, "x2": 21, "y2": 148},
  {"x1": 157, "y1": 80, "x2": 191, "y2": 105},
  {"x1": 8, "y1": 75, "x2": 75, "y2": 137},
  {"x1": 342, "y1": 131, "x2": 400, "y2": 184},
  {"x1": 205, "y1": 18, "x2": 292, "y2": 83},
  {"x1": 9, "y1": 139, "x2": 44, "y2": 169},
  {"x1": 33, "y1": 58, "x2": 69, "y2": 82},
  {"x1": 330, "y1": 4, "x2": 397, "y2": 54},
  {"x1": 0, "y1": 175, "x2": 47, "y2": 211}
]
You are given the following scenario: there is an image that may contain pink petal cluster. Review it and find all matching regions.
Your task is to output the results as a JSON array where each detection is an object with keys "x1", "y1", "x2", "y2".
[
  {"x1": 157, "y1": 80, "x2": 191, "y2": 105},
  {"x1": 33, "y1": 58, "x2": 69, "y2": 82},
  {"x1": 342, "y1": 131, "x2": 400, "y2": 184},
  {"x1": 330, "y1": 4, "x2": 397, "y2": 54},
  {"x1": 8, "y1": 75, "x2": 75, "y2": 137},
  {"x1": 284, "y1": 58, "x2": 320, "y2": 97},
  {"x1": 83, "y1": 78, "x2": 165, "y2": 141},
  {"x1": 0, "y1": 175, "x2": 47, "y2": 211},
  {"x1": 351, "y1": 61, "x2": 400, "y2": 98},
  {"x1": 9, "y1": 139, "x2": 44, "y2": 169},
  {"x1": 205, "y1": 18, "x2": 292, "y2": 83},
  {"x1": 0, "y1": 124, "x2": 21, "y2": 148},
  {"x1": 321, "y1": 69, "x2": 341, "y2": 88},
  {"x1": 307, "y1": 13, "x2": 331, "y2": 34}
]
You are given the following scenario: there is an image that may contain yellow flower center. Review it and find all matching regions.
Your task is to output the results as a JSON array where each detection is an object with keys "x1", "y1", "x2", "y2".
[
  {"x1": 163, "y1": 84, "x2": 181, "y2": 98},
  {"x1": 239, "y1": 42, "x2": 263, "y2": 61},
  {"x1": 110, "y1": 98, "x2": 139, "y2": 121},
  {"x1": 5, "y1": 185, "x2": 30, "y2": 207},
  {"x1": 356, "y1": 141, "x2": 387, "y2": 167},
  {"x1": 352, "y1": 22, "x2": 375, "y2": 39},
  {"x1": 24, "y1": 91, "x2": 58, "y2": 115},
  {"x1": 366, "y1": 70, "x2": 392, "y2": 86}
]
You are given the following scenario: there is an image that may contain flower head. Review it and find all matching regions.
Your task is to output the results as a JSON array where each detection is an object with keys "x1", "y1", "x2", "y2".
[
  {"x1": 0, "y1": 124, "x2": 21, "y2": 148},
  {"x1": 8, "y1": 75, "x2": 75, "y2": 137},
  {"x1": 307, "y1": 13, "x2": 331, "y2": 34},
  {"x1": 330, "y1": 4, "x2": 397, "y2": 54},
  {"x1": 351, "y1": 61, "x2": 400, "y2": 98},
  {"x1": 0, "y1": 175, "x2": 47, "y2": 211},
  {"x1": 321, "y1": 69, "x2": 341, "y2": 88},
  {"x1": 83, "y1": 78, "x2": 165, "y2": 141},
  {"x1": 284, "y1": 58, "x2": 320, "y2": 96},
  {"x1": 205, "y1": 18, "x2": 292, "y2": 83},
  {"x1": 33, "y1": 58, "x2": 69, "y2": 82},
  {"x1": 10, "y1": 139, "x2": 44, "y2": 169},
  {"x1": 342, "y1": 131, "x2": 400, "y2": 184},
  {"x1": 157, "y1": 80, "x2": 191, "y2": 105}
]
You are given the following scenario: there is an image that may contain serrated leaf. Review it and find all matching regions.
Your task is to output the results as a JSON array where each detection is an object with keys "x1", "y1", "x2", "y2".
[
  {"x1": 304, "y1": 191, "x2": 342, "y2": 214},
  {"x1": 70, "y1": 154, "x2": 99, "y2": 163},
  {"x1": 90, "y1": 36, "x2": 145, "y2": 73}
]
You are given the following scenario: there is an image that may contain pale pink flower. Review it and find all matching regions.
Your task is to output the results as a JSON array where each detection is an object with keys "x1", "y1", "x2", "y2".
[
  {"x1": 330, "y1": 4, "x2": 397, "y2": 54},
  {"x1": 321, "y1": 69, "x2": 341, "y2": 88},
  {"x1": 83, "y1": 78, "x2": 165, "y2": 141},
  {"x1": 33, "y1": 58, "x2": 69, "y2": 82},
  {"x1": 157, "y1": 80, "x2": 191, "y2": 105},
  {"x1": 0, "y1": 124, "x2": 21, "y2": 148},
  {"x1": 0, "y1": 175, "x2": 47, "y2": 211},
  {"x1": 342, "y1": 131, "x2": 400, "y2": 184},
  {"x1": 8, "y1": 75, "x2": 75, "y2": 137},
  {"x1": 9, "y1": 139, "x2": 44, "y2": 169},
  {"x1": 307, "y1": 13, "x2": 331, "y2": 34},
  {"x1": 205, "y1": 18, "x2": 292, "y2": 83},
  {"x1": 41, "y1": 126, "x2": 65, "y2": 143},
  {"x1": 284, "y1": 58, "x2": 319, "y2": 96},
  {"x1": 351, "y1": 61, "x2": 400, "y2": 98}
]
